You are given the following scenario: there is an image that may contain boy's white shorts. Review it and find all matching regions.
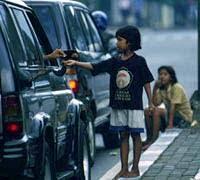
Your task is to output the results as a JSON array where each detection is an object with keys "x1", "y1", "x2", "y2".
[{"x1": 110, "y1": 109, "x2": 145, "y2": 133}]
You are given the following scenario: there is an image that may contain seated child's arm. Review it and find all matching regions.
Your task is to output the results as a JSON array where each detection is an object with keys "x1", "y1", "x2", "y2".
[{"x1": 152, "y1": 80, "x2": 162, "y2": 106}]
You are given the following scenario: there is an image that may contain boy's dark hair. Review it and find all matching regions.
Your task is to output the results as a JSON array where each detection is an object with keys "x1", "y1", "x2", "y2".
[
  {"x1": 115, "y1": 25, "x2": 141, "y2": 51},
  {"x1": 158, "y1": 66, "x2": 178, "y2": 85}
]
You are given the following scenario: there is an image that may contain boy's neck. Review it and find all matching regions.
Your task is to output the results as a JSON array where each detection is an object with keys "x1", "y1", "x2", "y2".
[{"x1": 121, "y1": 51, "x2": 135, "y2": 60}]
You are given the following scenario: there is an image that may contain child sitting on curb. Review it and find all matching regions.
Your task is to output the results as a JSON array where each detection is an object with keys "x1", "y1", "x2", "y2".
[{"x1": 143, "y1": 65, "x2": 199, "y2": 151}]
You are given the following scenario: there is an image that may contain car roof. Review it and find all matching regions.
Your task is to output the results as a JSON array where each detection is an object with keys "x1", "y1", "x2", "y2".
[
  {"x1": 1, "y1": 0, "x2": 29, "y2": 8},
  {"x1": 24, "y1": 0, "x2": 88, "y2": 10}
]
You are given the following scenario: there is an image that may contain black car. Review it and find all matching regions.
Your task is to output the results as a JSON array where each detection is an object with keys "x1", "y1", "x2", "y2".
[
  {"x1": 0, "y1": 0, "x2": 90, "y2": 179},
  {"x1": 25, "y1": 0, "x2": 120, "y2": 164}
]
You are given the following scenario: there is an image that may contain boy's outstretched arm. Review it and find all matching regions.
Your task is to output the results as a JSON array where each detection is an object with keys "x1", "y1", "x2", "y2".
[{"x1": 63, "y1": 60, "x2": 93, "y2": 70}]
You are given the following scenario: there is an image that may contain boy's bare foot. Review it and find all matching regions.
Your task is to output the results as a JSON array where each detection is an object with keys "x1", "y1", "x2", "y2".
[
  {"x1": 127, "y1": 169, "x2": 140, "y2": 178},
  {"x1": 113, "y1": 170, "x2": 129, "y2": 180}
]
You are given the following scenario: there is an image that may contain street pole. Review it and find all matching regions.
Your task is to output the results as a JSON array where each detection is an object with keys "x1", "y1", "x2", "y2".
[
  {"x1": 198, "y1": 0, "x2": 200, "y2": 90},
  {"x1": 190, "y1": 0, "x2": 200, "y2": 121}
]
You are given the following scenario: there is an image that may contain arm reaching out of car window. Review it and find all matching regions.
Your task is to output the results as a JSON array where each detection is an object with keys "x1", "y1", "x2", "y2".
[
  {"x1": 44, "y1": 49, "x2": 65, "y2": 60},
  {"x1": 63, "y1": 60, "x2": 93, "y2": 70}
]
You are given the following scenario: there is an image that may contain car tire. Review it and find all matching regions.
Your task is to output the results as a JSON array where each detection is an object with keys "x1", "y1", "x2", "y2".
[
  {"x1": 74, "y1": 121, "x2": 91, "y2": 180},
  {"x1": 87, "y1": 114, "x2": 96, "y2": 166}
]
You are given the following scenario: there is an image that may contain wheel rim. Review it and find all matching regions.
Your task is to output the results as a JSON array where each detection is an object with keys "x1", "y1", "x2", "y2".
[
  {"x1": 83, "y1": 138, "x2": 90, "y2": 180},
  {"x1": 44, "y1": 156, "x2": 52, "y2": 180},
  {"x1": 87, "y1": 120, "x2": 95, "y2": 161}
]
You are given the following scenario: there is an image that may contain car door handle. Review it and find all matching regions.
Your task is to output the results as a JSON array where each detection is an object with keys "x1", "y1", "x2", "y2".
[{"x1": 40, "y1": 96, "x2": 53, "y2": 100}]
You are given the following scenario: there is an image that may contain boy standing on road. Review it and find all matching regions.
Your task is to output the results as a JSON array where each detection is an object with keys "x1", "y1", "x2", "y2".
[{"x1": 63, "y1": 26, "x2": 154, "y2": 179}]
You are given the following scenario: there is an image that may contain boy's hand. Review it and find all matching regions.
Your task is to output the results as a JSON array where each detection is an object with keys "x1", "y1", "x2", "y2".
[{"x1": 62, "y1": 60, "x2": 77, "y2": 66}]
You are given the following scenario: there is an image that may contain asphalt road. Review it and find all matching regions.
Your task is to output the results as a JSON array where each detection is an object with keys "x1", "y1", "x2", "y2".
[{"x1": 91, "y1": 29, "x2": 198, "y2": 180}]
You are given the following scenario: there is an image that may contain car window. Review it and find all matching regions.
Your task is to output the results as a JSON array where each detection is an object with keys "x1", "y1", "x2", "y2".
[
  {"x1": 85, "y1": 13, "x2": 104, "y2": 52},
  {"x1": 0, "y1": 5, "x2": 26, "y2": 66},
  {"x1": 31, "y1": 6, "x2": 60, "y2": 50},
  {"x1": 64, "y1": 6, "x2": 88, "y2": 51},
  {"x1": 0, "y1": 24, "x2": 15, "y2": 93},
  {"x1": 11, "y1": 8, "x2": 41, "y2": 66},
  {"x1": 76, "y1": 10, "x2": 95, "y2": 52},
  {"x1": 26, "y1": 10, "x2": 54, "y2": 60}
]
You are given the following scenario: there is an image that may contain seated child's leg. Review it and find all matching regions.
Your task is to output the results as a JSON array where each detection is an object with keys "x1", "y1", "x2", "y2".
[
  {"x1": 144, "y1": 108, "x2": 153, "y2": 144},
  {"x1": 160, "y1": 116, "x2": 167, "y2": 132},
  {"x1": 142, "y1": 107, "x2": 166, "y2": 151},
  {"x1": 152, "y1": 107, "x2": 165, "y2": 142}
]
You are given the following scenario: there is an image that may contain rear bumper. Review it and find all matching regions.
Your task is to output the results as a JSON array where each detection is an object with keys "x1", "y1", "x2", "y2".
[{"x1": 0, "y1": 135, "x2": 28, "y2": 176}]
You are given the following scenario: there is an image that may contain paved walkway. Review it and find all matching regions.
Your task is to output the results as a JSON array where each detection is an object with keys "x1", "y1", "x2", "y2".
[
  {"x1": 141, "y1": 128, "x2": 200, "y2": 180},
  {"x1": 100, "y1": 128, "x2": 200, "y2": 180}
]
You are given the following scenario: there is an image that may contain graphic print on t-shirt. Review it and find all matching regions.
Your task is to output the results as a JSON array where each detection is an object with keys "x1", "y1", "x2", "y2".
[
  {"x1": 115, "y1": 67, "x2": 133, "y2": 101},
  {"x1": 116, "y1": 68, "x2": 133, "y2": 89}
]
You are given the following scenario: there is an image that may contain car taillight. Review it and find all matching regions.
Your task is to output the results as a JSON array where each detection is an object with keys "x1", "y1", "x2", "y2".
[
  {"x1": 68, "y1": 80, "x2": 79, "y2": 93},
  {"x1": 5, "y1": 122, "x2": 22, "y2": 135},
  {"x1": 2, "y1": 95, "x2": 21, "y2": 117},
  {"x1": 2, "y1": 94, "x2": 23, "y2": 136},
  {"x1": 66, "y1": 68, "x2": 79, "y2": 93}
]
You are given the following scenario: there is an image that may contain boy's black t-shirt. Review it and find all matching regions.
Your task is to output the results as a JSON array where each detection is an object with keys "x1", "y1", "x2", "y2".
[{"x1": 91, "y1": 54, "x2": 154, "y2": 110}]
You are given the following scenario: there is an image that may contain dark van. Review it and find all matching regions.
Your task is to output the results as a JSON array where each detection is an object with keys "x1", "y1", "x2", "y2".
[
  {"x1": 0, "y1": 0, "x2": 90, "y2": 179},
  {"x1": 25, "y1": 0, "x2": 120, "y2": 164}
]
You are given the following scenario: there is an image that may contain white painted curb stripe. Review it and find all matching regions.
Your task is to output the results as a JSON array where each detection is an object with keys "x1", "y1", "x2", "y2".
[{"x1": 194, "y1": 168, "x2": 200, "y2": 180}]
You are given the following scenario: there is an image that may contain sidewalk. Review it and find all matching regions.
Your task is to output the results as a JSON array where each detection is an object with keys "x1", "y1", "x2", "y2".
[
  {"x1": 141, "y1": 128, "x2": 200, "y2": 180},
  {"x1": 100, "y1": 128, "x2": 200, "y2": 180}
]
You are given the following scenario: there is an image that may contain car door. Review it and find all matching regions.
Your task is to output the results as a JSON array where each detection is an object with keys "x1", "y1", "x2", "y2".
[
  {"x1": 26, "y1": 9, "x2": 75, "y2": 159},
  {"x1": 46, "y1": 62, "x2": 74, "y2": 160},
  {"x1": 0, "y1": 16, "x2": 15, "y2": 163},
  {"x1": 8, "y1": 5, "x2": 56, "y2": 134}
]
